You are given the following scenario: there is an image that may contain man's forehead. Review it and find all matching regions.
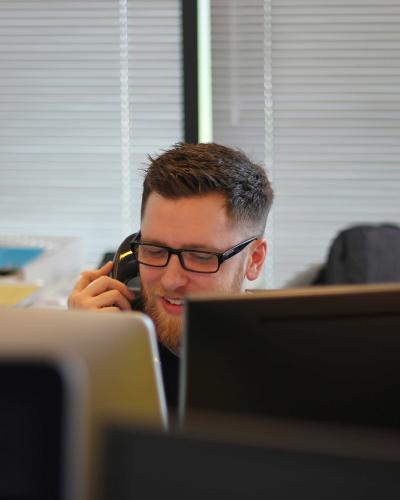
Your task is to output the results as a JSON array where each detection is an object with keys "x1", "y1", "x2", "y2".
[
  {"x1": 141, "y1": 192, "x2": 230, "y2": 223},
  {"x1": 143, "y1": 191, "x2": 228, "y2": 209},
  {"x1": 140, "y1": 192, "x2": 242, "y2": 249}
]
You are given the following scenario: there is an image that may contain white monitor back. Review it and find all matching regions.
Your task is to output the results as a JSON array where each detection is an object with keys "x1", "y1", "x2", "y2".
[{"x1": 0, "y1": 308, "x2": 167, "y2": 500}]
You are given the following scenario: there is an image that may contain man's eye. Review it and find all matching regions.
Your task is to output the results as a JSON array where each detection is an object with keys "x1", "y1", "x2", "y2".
[
  {"x1": 186, "y1": 252, "x2": 214, "y2": 263},
  {"x1": 142, "y1": 246, "x2": 165, "y2": 258}
]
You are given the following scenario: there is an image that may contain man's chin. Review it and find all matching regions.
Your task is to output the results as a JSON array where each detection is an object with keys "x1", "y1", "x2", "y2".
[
  {"x1": 143, "y1": 295, "x2": 182, "y2": 355},
  {"x1": 157, "y1": 315, "x2": 182, "y2": 355}
]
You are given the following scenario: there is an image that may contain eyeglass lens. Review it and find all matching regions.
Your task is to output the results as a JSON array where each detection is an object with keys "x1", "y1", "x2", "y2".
[{"x1": 136, "y1": 245, "x2": 219, "y2": 272}]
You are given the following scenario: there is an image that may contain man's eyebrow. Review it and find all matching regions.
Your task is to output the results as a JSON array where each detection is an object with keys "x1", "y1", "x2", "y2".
[
  {"x1": 182, "y1": 243, "x2": 222, "y2": 253},
  {"x1": 140, "y1": 237, "x2": 221, "y2": 253}
]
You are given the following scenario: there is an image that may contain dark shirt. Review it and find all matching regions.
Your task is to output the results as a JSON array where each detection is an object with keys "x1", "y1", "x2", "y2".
[
  {"x1": 132, "y1": 296, "x2": 180, "y2": 410},
  {"x1": 157, "y1": 342, "x2": 180, "y2": 410}
]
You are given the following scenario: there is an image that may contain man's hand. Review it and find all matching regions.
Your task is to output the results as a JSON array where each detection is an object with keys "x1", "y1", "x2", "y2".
[{"x1": 67, "y1": 261, "x2": 135, "y2": 312}]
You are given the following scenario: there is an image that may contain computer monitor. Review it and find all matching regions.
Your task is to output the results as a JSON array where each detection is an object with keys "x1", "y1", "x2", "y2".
[
  {"x1": 0, "y1": 308, "x2": 167, "y2": 500},
  {"x1": 102, "y1": 412, "x2": 400, "y2": 500},
  {"x1": 180, "y1": 283, "x2": 400, "y2": 429}
]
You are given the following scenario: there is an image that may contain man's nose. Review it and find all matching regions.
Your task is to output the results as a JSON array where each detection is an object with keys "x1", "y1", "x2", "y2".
[{"x1": 160, "y1": 254, "x2": 189, "y2": 290}]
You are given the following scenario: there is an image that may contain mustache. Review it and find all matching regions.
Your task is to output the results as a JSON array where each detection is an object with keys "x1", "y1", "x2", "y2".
[{"x1": 141, "y1": 285, "x2": 185, "y2": 300}]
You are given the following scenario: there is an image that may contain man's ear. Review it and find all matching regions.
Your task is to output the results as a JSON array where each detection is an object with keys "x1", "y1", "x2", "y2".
[{"x1": 245, "y1": 239, "x2": 267, "y2": 281}]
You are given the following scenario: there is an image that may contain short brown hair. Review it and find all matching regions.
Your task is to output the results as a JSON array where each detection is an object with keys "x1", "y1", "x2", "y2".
[{"x1": 141, "y1": 142, "x2": 274, "y2": 234}]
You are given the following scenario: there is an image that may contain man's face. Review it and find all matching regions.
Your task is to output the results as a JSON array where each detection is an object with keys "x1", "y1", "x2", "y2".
[{"x1": 140, "y1": 192, "x2": 264, "y2": 354}]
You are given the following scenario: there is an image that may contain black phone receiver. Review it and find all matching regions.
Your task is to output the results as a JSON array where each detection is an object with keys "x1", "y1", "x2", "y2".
[{"x1": 111, "y1": 231, "x2": 141, "y2": 292}]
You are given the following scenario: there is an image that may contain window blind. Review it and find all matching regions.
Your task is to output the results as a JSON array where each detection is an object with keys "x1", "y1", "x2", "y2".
[
  {"x1": 127, "y1": 0, "x2": 183, "y2": 235},
  {"x1": 211, "y1": 0, "x2": 400, "y2": 288},
  {"x1": 210, "y1": 0, "x2": 274, "y2": 287},
  {"x1": 211, "y1": 0, "x2": 266, "y2": 162},
  {"x1": 0, "y1": 0, "x2": 183, "y2": 268},
  {"x1": 272, "y1": 0, "x2": 400, "y2": 287}
]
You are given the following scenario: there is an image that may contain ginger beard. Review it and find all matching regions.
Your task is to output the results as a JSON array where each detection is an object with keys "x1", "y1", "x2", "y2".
[
  {"x1": 141, "y1": 263, "x2": 246, "y2": 355},
  {"x1": 142, "y1": 284, "x2": 183, "y2": 355}
]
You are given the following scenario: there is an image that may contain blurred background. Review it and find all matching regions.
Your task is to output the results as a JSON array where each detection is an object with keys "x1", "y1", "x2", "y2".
[{"x1": 0, "y1": 0, "x2": 399, "y2": 289}]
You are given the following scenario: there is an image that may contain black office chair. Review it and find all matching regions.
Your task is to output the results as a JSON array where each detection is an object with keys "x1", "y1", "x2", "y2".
[{"x1": 314, "y1": 224, "x2": 400, "y2": 285}]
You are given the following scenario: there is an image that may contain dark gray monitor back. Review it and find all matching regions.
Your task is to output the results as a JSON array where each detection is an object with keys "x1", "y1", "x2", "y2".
[
  {"x1": 0, "y1": 362, "x2": 64, "y2": 500},
  {"x1": 102, "y1": 421, "x2": 400, "y2": 500},
  {"x1": 180, "y1": 284, "x2": 400, "y2": 429}
]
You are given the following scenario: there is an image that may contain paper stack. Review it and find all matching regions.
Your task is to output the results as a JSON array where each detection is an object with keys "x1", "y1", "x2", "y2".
[
  {"x1": 0, "y1": 283, "x2": 41, "y2": 307},
  {"x1": 0, "y1": 235, "x2": 82, "y2": 307}
]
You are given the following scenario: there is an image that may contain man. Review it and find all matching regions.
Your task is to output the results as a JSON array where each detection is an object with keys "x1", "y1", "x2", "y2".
[{"x1": 68, "y1": 142, "x2": 274, "y2": 407}]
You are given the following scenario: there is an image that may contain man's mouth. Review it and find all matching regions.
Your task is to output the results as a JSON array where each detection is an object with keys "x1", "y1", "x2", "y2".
[
  {"x1": 159, "y1": 295, "x2": 184, "y2": 315},
  {"x1": 164, "y1": 297, "x2": 184, "y2": 306}
]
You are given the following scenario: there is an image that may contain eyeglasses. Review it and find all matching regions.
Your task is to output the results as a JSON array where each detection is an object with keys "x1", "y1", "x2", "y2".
[{"x1": 130, "y1": 235, "x2": 257, "y2": 274}]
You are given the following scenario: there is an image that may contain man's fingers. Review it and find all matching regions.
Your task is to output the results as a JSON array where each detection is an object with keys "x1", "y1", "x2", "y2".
[
  {"x1": 72, "y1": 261, "x2": 114, "y2": 293},
  {"x1": 86, "y1": 275, "x2": 135, "y2": 302},
  {"x1": 68, "y1": 259, "x2": 139, "y2": 312},
  {"x1": 89, "y1": 289, "x2": 133, "y2": 311},
  {"x1": 98, "y1": 306, "x2": 122, "y2": 313}
]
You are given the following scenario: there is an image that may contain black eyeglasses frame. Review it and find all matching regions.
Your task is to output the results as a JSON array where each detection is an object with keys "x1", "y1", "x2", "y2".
[{"x1": 129, "y1": 234, "x2": 258, "y2": 274}]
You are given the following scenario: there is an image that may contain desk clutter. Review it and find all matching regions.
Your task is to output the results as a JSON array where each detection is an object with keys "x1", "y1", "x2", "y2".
[
  {"x1": 1, "y1": 284, "x2": 400, "y2": 499},
  {"x1": 0, "y1": 235, "x2": 82, "y2": 307},
  {"x1": 0, "y1": 282, "x2": 41, "y2": 307}
]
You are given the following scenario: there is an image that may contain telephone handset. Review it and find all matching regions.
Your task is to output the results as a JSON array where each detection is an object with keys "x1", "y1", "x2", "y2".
[{"x1": 111, "y1": 231, "x2": 141, "y2": 294}]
